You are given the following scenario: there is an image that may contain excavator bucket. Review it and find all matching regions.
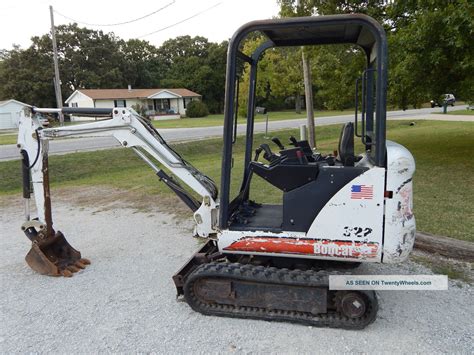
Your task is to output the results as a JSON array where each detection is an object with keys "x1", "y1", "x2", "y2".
[{"x1": 25, "y1": 230, "x2": 90, "y2": 277}]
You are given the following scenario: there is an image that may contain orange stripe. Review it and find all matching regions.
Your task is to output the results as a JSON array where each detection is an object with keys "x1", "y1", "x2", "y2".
[{"x1": 224, "y1": 237, "x2": 378, "y2": 259}]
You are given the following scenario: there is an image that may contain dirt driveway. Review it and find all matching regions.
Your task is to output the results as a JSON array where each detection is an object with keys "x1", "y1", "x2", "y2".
[{"x1": 0, "y1": 191, "x2": 472, "y2": 353}]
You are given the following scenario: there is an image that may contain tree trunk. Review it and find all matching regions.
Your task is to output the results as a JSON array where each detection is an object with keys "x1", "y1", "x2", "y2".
[
  {"x1": 295, "y1": 93, "x2": 301, "y2": 114},
  {"x1": 414, "y1": 232, "x2": 474, "y2": 262},
  {"x1": 302, "y1": 51, "x2": 315, "y2": 149}
]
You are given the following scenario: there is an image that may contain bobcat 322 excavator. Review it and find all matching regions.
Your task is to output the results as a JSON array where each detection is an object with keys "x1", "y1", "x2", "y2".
[{"x1": 16, "y1": 14, "x2": 416, "y2": 329}]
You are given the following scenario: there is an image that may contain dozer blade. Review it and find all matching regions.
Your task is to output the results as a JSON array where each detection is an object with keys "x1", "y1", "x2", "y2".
[{"x1": 25, "y1": 230, "x2": 90, "y2": 277}]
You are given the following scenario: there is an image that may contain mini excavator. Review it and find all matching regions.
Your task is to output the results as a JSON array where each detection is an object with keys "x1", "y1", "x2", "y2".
[{"x1": 17, "y1": 15, "x2": 416, "y2": 329}]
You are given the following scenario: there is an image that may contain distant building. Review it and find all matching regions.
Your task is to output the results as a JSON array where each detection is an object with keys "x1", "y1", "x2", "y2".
[
  {"x1": 0, "y1": 99, "x2": 31, "y2": 130},
  {"x1": 65, "y1": 87, "x2": 201, "y2": 120}
]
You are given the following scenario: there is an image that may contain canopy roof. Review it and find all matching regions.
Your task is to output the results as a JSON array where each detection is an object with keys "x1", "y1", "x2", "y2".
[{"x1": 237, "y1": 14, "x2": 385, "y2": 58}]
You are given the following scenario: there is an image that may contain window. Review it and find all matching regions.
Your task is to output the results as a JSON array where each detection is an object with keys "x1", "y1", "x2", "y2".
[
  {"x1": 71, "y1": 102, "x2": 78, "y2": 108},
  {"x1": 153, "y1": 99, "x2": 170, "y2": 112},
  {"x1": 114, "y1": 100, "x2": 126, "y2": 108}
]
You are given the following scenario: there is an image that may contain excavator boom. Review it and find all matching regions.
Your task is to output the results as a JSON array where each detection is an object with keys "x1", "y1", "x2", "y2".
[{"x1": 17, "y1": 106, "x2": 219, "y2": 276}]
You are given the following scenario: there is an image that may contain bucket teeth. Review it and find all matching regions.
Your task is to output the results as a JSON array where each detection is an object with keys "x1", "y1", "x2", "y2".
[
  {"x1": 24, "y1": 230, "x2": 91, "y2": 277},
  {"x1": 61, "y1": 269, "x2": 73, "y2": 277},
  {"x1": 67, "y1": 265, "x2": 80, "y2": 273},
  {"x1": 75, "y1": 261, "x2": 86, "y2": 269}
]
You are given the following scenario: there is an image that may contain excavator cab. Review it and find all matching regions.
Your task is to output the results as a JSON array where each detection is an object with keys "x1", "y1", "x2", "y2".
[{"x1": 219, "y1": 14, "x2": 388, "y2": 235}]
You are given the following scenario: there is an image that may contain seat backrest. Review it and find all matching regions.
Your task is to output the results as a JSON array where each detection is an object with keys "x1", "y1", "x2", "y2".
[{"x1": 338, "y1": 122, "x2": 355, "y2": 166}]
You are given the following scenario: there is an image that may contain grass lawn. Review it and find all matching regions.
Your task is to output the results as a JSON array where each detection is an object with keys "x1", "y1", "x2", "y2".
[
  {"x1": 152, "y1": 110, "x2": 351, "y2": 129},
  {"x1": 0, "y1": 120, "x2": 472, "y2": 241},
  {"x1": 0, "y1": 134, "x2": 17, "y2": 145},
  {"x1": 445, "y1": 109, "x2": 474, "y2": 116}
]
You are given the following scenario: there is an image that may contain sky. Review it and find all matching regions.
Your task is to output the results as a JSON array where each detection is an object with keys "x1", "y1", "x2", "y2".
[{"x1": 0, "y1": 0, "x2": 281, "y2": 50}]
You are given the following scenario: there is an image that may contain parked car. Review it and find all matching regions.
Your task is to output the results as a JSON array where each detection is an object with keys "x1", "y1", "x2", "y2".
[
  {"x1": 431, "y1": 94, "x2": 455, "y2": 108},
  {"x1": 36, "y1": 113, "x2": 50, "y2": 127}
]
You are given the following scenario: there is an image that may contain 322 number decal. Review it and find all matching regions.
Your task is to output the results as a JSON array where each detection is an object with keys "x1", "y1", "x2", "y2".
[{"x1": 343, "y1": 226, "x2": 373, "y2": 238}]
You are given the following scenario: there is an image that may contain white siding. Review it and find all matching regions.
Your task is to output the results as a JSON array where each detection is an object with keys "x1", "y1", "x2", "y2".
[
  {"x1": 0, "y1": 101, "x2": 28, "y2": 129},
  {"x1": 148, "y1": 91, "x2": 180, "y2": 99},
  {"x1": 67, "y1": 91, "x2": 94, "y2": 108},
  {"x1": 94, "y1": 99, "x2": 116, "y2": 108},
  {"x1": 71, "y1": 98, "x2": 148, "y2": 121},
  {"x1": 169, "y1": 98, "x2": 179, "y2": 114},
  {"x1": 126, "y1": 99, "x2": 141, "y2": 109},
  {"x1": 178, "y1": 99, "x2": 185, "y2": 115},
  {"x1": 0, "y1": 113, "x2": 14, "y2": 129},
  {"x1": 94, "y1": 99, "x2": 142, "y2": 108}
]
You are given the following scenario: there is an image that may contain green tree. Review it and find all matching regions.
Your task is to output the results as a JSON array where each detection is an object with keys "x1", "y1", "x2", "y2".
[
  {"x1": 388, "y1": 1, "x2": 474, "y2": 107},
  {"x1": 158, "y1": 36, "x2": 228, "y2": 113},
  {"x1": 237, "y1": 36, "x2": 306, "y2": 116},
  {"x1": 0, "y1": 29, "x2": 229, "y2": 110},
  {"x1": 278, "y1": 0, "x2": 474, "y2": 107},
  {"x1": 0, "y1": 45, "x2": 55, "y2": 107},
  {"x1": 312, "y1": 45, "x2": 365, "y2": 110},
  {"x1": 119, "y1": 39, "x2": 166, "y2": 88}
]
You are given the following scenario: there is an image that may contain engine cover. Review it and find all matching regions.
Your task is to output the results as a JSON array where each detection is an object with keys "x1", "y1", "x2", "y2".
[{"x1": 382, "y1": 140, "x2": 416, "y2": 263}]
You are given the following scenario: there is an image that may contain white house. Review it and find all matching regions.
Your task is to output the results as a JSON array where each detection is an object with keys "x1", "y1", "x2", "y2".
[
  {"x1": 0, "y1": 99, "x2": 31, "y2": 129},
  {"x1": 65, "y1": 87, "x2": 201, "y2": 120}
]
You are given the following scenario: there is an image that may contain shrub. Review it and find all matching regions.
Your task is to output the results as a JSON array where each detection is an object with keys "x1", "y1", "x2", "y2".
[
  {"x1": 186, "y1": 100, "x2": 209, "y2": 118},
  {"x1": 131, "y1": 103, "x2": 147, "y2": 117}
]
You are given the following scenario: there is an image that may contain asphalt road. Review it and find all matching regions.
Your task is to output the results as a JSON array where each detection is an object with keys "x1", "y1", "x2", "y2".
[{"x1": 0, "y1": 106, "x2": 463, "y2": 161}]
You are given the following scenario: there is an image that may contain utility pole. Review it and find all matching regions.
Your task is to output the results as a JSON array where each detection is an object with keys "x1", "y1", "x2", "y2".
[
  {"x1": 49, "y1": 5, "x2": 64, "y2": 126},
  {"x1": 296, "y1": 0, "x2": 316, "y2": 149}
]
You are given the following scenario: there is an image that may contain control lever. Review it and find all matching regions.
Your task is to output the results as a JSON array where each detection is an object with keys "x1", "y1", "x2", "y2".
[
  {"x1": 259, "y1": 143, "x2": 278, "y2": 163},
  {"x1": 289, "y1": 136, "x2": 298, "y2": 146},
  {"x1": 271, "y1": 137, "x2": 285, "y2": 150},
  {"x1": 254, "y1": 147, "x2": 263, "y2": 161}
]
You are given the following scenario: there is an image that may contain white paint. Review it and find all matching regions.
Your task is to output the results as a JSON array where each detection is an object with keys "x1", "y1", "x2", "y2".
[
  {"x1": 65, "y1": 90, "x2": 93, "y2": 106},
  {"x1": 17, "y1": 107, "x2": 218, "y2": 237},
  {"x1": 383, "y1": 140, "x2": 416, "y2": 263},
  {"x1": 307, "y1": 166, "x2": 386, "y2": 261},
  {"x1": 147, "y1": 90, "x2": 180, "y2": 100}
]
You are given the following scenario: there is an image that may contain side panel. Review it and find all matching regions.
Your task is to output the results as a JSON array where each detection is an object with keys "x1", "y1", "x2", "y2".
[
  {"x1": 218, "y1": 167, "x2": 385, "y2": 263},
  {"x1": 306, "y1": 167, "x2": 385, "y2": 262},
  {"x1": 218, "y1": 230, "x2": 379, "y2": 262},
  {"x1": 383, "y1": 140, "x2": 416, "y2": 263},
  {"x1": 282, "y1": 166, "x2": 366, "y2": 231}
]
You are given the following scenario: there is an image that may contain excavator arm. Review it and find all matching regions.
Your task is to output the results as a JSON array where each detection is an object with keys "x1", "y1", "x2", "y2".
[{"x1": 17, "y1": 107, "x2": 219, "y2": 276}]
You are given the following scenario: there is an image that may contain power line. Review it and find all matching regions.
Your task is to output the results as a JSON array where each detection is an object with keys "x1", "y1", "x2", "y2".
[
  {"x1": 54, "y1": 1, "x2": 176, "y2": 27},
  {"x1": 137, "y1": 2, "x2": 222, "y2": 38}
]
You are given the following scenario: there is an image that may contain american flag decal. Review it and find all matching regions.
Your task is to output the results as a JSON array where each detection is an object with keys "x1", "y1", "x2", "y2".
[{"x1": 351, "y1": 185, "x2": 373, "y2": 199}]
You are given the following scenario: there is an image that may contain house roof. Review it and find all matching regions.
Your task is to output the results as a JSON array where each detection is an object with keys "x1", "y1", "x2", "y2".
[
  {"x1": 0, "y1": 99, "x2": 31, "y2": 107},
  {"x1": 71, "y1": 88, "x2": 201, "y2": 101}
]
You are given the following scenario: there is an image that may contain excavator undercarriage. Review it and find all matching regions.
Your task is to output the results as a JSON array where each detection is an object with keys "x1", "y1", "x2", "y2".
[{"x1": 174, "y1": 241, "x2": 378, "y2": 329}]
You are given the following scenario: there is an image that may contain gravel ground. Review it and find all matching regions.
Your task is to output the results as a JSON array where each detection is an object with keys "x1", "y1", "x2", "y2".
[{"x1": 1, "y1": 198, "x2": 473, "y2": 353}]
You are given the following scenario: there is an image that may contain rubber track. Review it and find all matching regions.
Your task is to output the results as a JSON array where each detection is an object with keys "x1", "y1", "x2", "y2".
[{"x1": 183, "y1": 262, "x2": 378, "y2": 330}]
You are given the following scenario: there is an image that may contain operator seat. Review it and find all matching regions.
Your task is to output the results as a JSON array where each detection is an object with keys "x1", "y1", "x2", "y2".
[{"x1": 338, "y1": 122, "x2": 355, "y2": 166}]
